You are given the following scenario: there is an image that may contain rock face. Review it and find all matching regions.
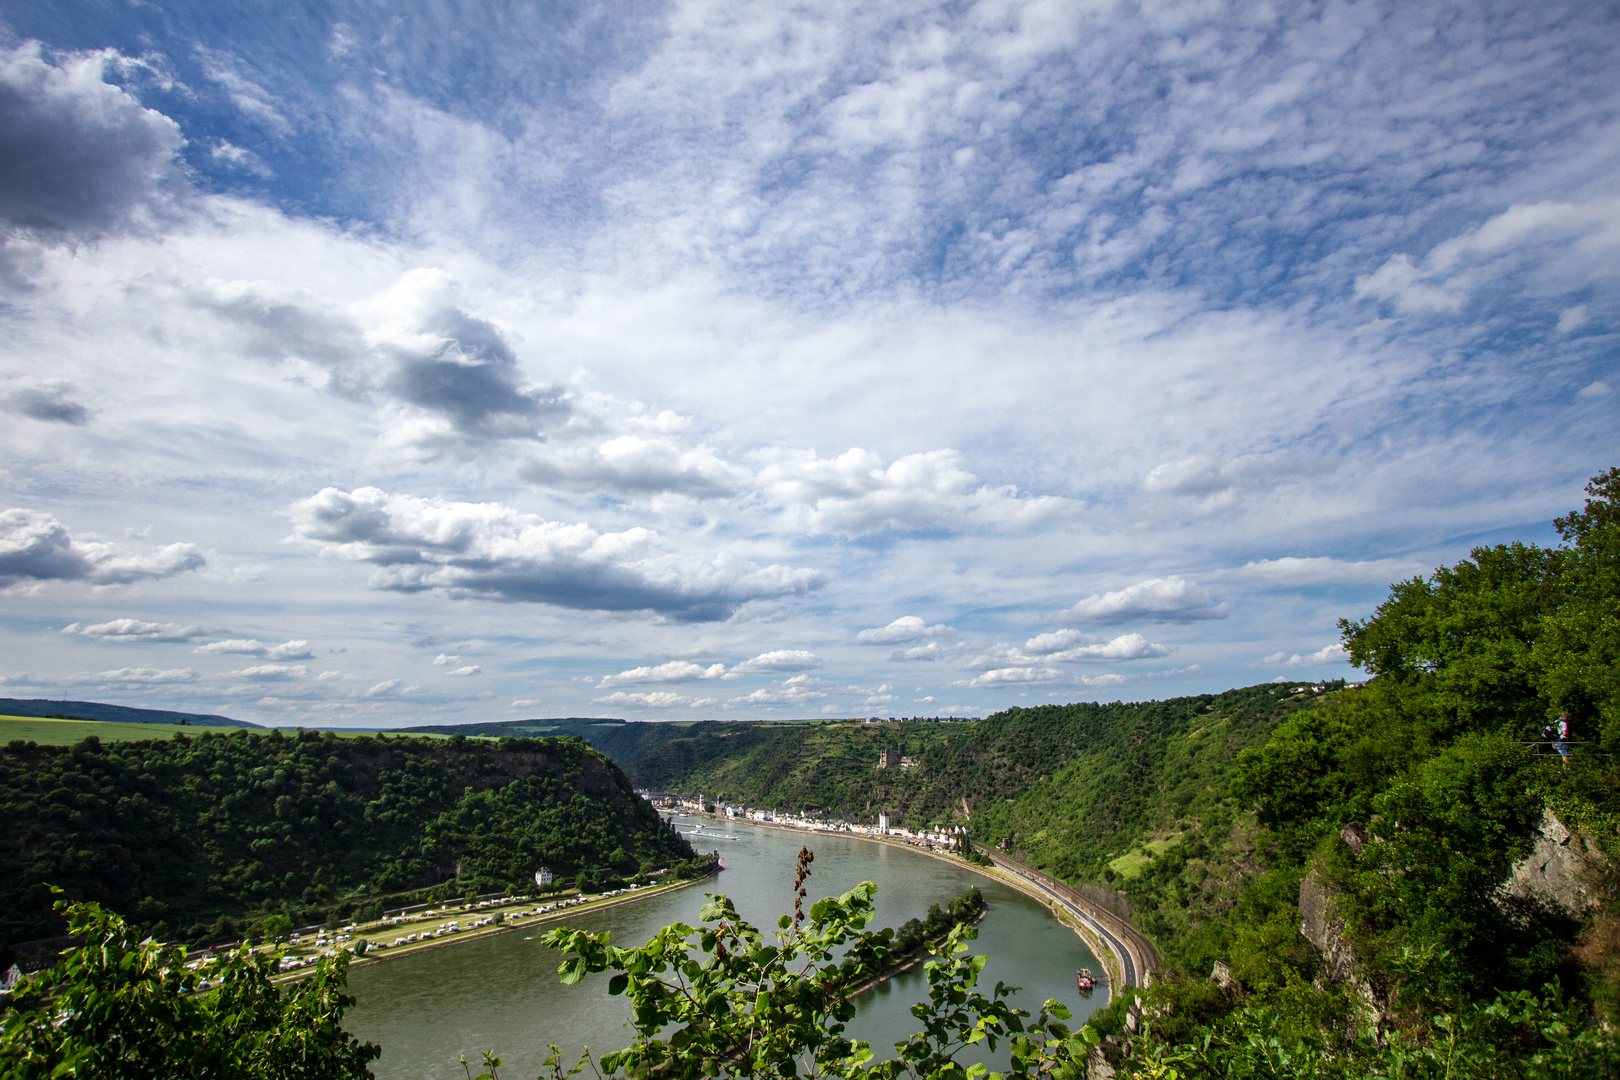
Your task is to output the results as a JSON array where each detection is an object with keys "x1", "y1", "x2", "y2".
[
  {"x1": 1501, "y1": 808, "x2": 1605, "y2": 916},
  {"x1": 1299, "y1": 870, "x2": 1359, "y2": 984}
]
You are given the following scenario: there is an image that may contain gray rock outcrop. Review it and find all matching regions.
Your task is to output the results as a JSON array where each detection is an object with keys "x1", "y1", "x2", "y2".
[
  {"x1": 1500, "y1": 808, "x2": 1605, "y2": 916},
  {"x1": 1299, "y1": 869, "x2": 1359, "y2": 984}
]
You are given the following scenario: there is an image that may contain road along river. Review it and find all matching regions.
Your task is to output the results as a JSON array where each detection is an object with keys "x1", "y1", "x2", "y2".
[{"x1": 344, "y1": 815, "x2": 1106, "y2": 1079}]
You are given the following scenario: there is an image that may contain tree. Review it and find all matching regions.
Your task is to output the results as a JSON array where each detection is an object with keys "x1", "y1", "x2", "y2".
[
  {"x1": 0, "y1": 899, "x2": 378, "y2": 1079},
  {"x1": 257, "y1": 912, "x2": 294, "y2": 944},
  {"x1": 1537, "y1": 467, "x2": 1620, "y2": 750},
  {"x1": 538, "y1": 849, "x2": 1092, "y2": 1080}
]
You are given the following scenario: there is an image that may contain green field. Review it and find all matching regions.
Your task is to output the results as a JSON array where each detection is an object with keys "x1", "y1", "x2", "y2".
[{"x1": 0, "y1": 716, "x2": 465, "y2": 746}]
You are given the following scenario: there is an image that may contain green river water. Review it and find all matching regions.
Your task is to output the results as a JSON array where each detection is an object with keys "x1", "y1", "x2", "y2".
[{"x1": 345, "y1": 815, "x2": 1104, "y2": 1078}]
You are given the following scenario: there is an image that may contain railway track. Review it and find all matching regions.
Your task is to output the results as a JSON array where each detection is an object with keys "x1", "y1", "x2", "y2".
[{"x1": 979, "y1": 848, "x2": 1160, "y2": 992}]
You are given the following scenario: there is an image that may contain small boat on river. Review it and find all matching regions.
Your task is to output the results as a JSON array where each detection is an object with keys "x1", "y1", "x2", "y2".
[
  {"x1": 1076, "y1": 968, "x2": 1100, "y2": 995},
  {"x1": 674, "y1": 823, "x2": 742, "y2": 840}
]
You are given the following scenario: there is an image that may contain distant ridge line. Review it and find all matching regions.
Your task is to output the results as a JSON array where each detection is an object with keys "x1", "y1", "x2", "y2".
[
  {"x1": 0, "y1": 698, "x2": 259, "y2": 729},
  {"x1": 400, "y1": 716, "x2": 629, "y2": 733}
]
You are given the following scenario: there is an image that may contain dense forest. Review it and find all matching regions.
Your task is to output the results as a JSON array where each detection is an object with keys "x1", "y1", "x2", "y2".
[
  {"x1": 1076, "y1": 466, "x2": 1620, "y2": 1071},
  {"x1": 0, "y1": 730, "x2": 694, "y2": 961},
  {"x1": 402, "y1": 715, "x2": 794, "y2": 777}
]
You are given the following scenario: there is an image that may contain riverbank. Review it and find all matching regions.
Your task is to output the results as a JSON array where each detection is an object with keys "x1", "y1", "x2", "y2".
[
  {"x1": 841, "y1": 908, "x2": 988, "y2": 998},
  {"x1": 270, "y1": 870, "x2": 719, "y2": 984},
  {"x1": 676, "y1": 812, "x2": 1150, "y2": 1004}
]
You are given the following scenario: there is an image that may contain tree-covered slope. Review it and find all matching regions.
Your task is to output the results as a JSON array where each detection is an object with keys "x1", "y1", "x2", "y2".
[
  {"x1": 633, "y1": 684, "x2": 1325, "y2": 889},
  {"x1": 400, "y1": 716, "x2": 813, "y2": 778},
  {"x1": 0, "y1": 729, "x2": 693, "y2": 957}
]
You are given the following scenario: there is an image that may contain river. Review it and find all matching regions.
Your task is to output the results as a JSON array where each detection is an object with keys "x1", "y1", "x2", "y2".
[{"x1": 345, "y1": 816, "x2": 1104, "y2": 1078}]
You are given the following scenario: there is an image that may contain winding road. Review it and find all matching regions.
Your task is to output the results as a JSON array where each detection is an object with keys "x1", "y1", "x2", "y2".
[{"x1": 978, "y1": 847, "x2": 1160, "y2": 994}]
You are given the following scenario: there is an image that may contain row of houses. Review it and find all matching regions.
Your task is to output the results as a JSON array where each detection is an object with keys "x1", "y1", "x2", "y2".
[{"x1": 647, "y1": 791, "x2": 969, "y2": 852}]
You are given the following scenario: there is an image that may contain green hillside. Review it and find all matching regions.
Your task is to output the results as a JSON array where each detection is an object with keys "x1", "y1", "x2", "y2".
[
  {"x1": 0, "y1": 715, "x2": 468, "y2": 746},
  {"x1": 0, "y1": 729, "x2": 694, "y2": 960},
  {"x1": 399, "y1": 715, "x2": 824, "y2": 774},
  {"x1": 621, "y1": 686, "x2": 1323, "y2": 880},
  {"x1": 0, "y1": 697, "x2": 257, "y2": 727}
]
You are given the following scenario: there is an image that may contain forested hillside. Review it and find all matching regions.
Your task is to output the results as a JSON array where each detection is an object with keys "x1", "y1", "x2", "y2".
[
  {"x1": 604, "y1": 469, "x2": 1620, "y2": 1074},
  {"x1": 625, "y1": 685, "x2": 1325, "y2": 887},
  {"x1": 401, "y1": 716, "x2": 801, "y2": 776},
  {"x1": 0, "y1": 730, "x2": 693, "y2": 961}
]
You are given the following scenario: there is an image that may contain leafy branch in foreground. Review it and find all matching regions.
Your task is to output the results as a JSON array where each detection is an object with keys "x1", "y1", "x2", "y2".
[
  {"x1": 0, "y1": 897, "x2": 379, "y2": 1079},
  {"x1": 537, "y1": 847, "x2": 1094, "y2": 1080}
]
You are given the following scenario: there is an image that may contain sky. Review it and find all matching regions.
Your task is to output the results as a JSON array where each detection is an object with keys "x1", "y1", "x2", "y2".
[{"x1": 0, "y1": 1, "x2": 1615, "y2": 728}]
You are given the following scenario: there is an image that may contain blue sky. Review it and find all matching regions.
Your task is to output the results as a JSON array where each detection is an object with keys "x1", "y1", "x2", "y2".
[{"x1": 0, "y1": 1, "x2": 1615, "y2": 726}]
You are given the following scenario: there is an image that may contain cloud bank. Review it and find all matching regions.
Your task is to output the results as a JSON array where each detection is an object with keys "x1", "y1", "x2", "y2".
[
  {"x1": 288, "y1": 486, "x2": 821, "y2": 620},
  {"x1": 0, "y1": 510, "x2": 204, "y2": 589},
  {"x1": 1062, "y1": 578, "x2": 1230, "y2": 626}
]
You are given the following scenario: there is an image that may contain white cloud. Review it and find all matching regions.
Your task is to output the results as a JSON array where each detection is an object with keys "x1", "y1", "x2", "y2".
[
  {"x1": 522, "y1": 436, "x2": 745, "y2": 499},
  {"x1": 358, "y1": 269, "x2": 568, "y2": 450},
  {"x1": 730, "y1": 650, "x2": 821, "y2": 674},
  {"x1": 197, "y1": 638, "x2": 315, "y2": 660},
  {"x1": 235, "y1": 664, "x2": 307, "y2": 681},
  {"x1": 316, "y1": 670, "x2": 343, "y2": 680},
  {"x1": 754, "y1": 448, "x2": 1068, "y2": 535},
  {"x1": 593, "y1": 690, "x2": 702, "y2": 708},
  {"x1": 854, "y1": 615, "x2": 958, "y2": 645},
  {"x1": 1264, "y1": 643, "x2": 1351, "y2": 667},
  {"x1": 445, "y1": 665, "x2": 481, "y2": 676},
  {"x1": 62, "y1": 618, "x2": 204, "y2": 642},
  {"x1": 963, "y1": 631, "x2": 1169, "y2": 669},
  {"x1": 1035, "y1": 631, "x2": 1170, "y2": 661},
  {"x1": 888, "y1": 642, "x2": 954, "y2": 662},
  {"x1": 0, "y1": 43, "x2": 185, "y2": 238},
  {"x1": 0, "y1": 510, "x2": 204, "y2": 589},
  {"x1": 1356, "y1": 197, "x2": 1620, "y2": 314},
  {"x1": 432, "y1": 653, "x2": 460, "y2": 665},
  {"x1": 76, "y1": 666, "x2": 197, "y2": 684},
  {"x1": 1232, "y1": 557, "x2": 1424, "y2": 587},
  {"x1": 288, "y1": 486, "x2": 820, "y2": 621},
  {"x1": 598, "y1": 660, "x2": 727, "y2": 687},
  {"x1": 1556, "y1": 305, "x2": 1590, "y2": 335},
  {"x1": 1062, "y1": 577, "x2": 1229, "y2": 625},
  {"x1": 728, "y1": 684, "x2": 829, "y2": 707},
  {"x1": 963, "y1": 666, "x2": 1064, "y2": 687},
  {"x1": 1142, "y1": 454, "x2": 1329, "y2": 514},
  {"x1": 511, "y1": 698, "x2": 540, "y2": 708},
  {"x1": 1578, "y1": 380, "x2": 1612, "y2": 400}
]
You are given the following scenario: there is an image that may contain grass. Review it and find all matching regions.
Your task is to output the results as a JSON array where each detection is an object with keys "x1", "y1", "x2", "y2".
[
  {"x1": 1107, "y1": 834, "x2": 1185, "y2": 881},
  {"x1": 0, "y1": 716, "x2": 466, "y2": 746}
]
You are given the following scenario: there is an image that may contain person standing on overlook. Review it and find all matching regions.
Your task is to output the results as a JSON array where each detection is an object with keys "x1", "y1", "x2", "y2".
[{"x1": 1553, "y1": 712, "x2": 1572, "y2": 768}]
